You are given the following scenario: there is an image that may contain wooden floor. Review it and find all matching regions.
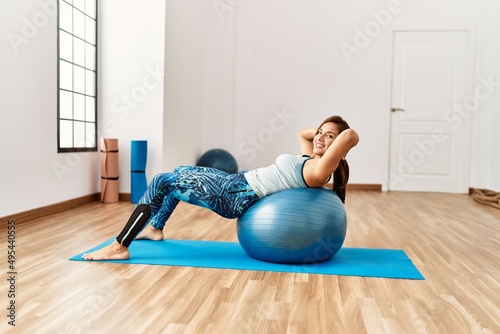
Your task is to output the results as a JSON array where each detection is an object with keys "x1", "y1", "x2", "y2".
[{"x1": 1, "y1": 191, "x2": 499, "y2": 333}]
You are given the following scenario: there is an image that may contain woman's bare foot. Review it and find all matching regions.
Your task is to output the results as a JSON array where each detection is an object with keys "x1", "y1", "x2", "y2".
[
  {"x1": 136, "y1": 225, "x2": 164, "y2": 241},
  {"x1": 82, "y1": 241, "x2": 130, "y2": 260}
]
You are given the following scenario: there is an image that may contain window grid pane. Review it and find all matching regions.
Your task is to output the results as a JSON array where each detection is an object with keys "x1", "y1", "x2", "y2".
[
  {"x1": 73, "y1": 0, "x2": 85, "y2": 12},
  {"x1": 58, "y1": 0, "x2": 97, "y2": 152},
  {"x1": 73, "y1": 8, "x2": 85, "y2": 40},
  {"x1": 86, "y1": 17, "x2": 96, "y2": 45},
  {"x1": 59, "y1": 30, "x2": 72, "y2": 61},
  {"x1": 59, "y1": 60, "x2": 72, "y2": 90},
  {"x1": 60, "y1": 120, "x2": 73, "y2": 148},
  {"x1": 86, "y1": 97, "x2": 95, "y2": 121},
  {"x1": 86, "y1": 0, "x2": 96, "y2": 19},
  {"x1": 85, "y1": 70, "x2": 95, "y2": 96},
  {"x1": 59, "y1": 90, "x2": 73, "y2": 119},
  {"x1": 59, "y1": 1, "x2": 72, "y2": 33},
  {"x1": 73, "y1": 37, "x2": 85, "y2": 67},
  {"x1": 74, "y1": 93, "x2": 85, "y2": 121},
  {"x1": 86, "y1": 122, "x2": 96, "y2": 147},
  {"x1": 85, "y1": 43, "x2": 95, "y2": 70},
  {"x1": 73, "y1": 65, "x2": 85, "y2": 94},
  {"x1": 74, "y1": 121, "x2": 86, "y2": 147}
]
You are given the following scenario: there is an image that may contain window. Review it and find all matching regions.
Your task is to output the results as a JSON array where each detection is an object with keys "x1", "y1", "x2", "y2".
[{"x1": 57, "y1": 0, "x2": 97, "y2": 152}]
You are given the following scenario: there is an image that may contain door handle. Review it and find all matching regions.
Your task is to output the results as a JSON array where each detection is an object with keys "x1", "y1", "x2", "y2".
[{"x1": 391, "y1": 108, "x2": 405, "y2": 112}]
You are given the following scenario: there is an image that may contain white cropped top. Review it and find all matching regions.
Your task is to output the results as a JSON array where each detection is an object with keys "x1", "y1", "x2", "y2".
[{"x1": 243, "y1": 154, "x2": 310, "y2": 198}]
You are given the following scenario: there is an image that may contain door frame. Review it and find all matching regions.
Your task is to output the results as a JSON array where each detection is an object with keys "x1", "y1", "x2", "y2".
[{"x1": 384, "y1": 24, "x2": 477, "y2": 192}]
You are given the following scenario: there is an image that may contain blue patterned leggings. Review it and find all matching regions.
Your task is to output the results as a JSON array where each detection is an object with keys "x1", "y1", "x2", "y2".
[{"x1": 137, "y1": 166, "x2": 260, "y2": 230}]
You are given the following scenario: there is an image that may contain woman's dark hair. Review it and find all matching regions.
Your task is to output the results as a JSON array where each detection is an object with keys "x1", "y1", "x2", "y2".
[{"x1": 315, "y1": 116, "x2": 350, "y2": 203}]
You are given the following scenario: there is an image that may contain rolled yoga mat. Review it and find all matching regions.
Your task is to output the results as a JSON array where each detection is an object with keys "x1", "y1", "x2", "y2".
[
  {"x1": 100, "y1": 138, "x2": 119, "y2": 203},
  {"x1": 131, "y1": 140, "x2": 148, "y2": 203}
]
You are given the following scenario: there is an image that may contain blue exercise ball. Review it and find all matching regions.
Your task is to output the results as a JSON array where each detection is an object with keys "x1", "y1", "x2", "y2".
[
  {"x1": 197, "y1": 149, "x2": 238, "y2": 174},
  {"x1": 237, "y1": 188, "x2": 347, "y2": 264}
]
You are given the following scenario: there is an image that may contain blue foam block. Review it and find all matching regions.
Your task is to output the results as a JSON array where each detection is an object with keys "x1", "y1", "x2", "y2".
[{"x1": 131, "y1": 140, "x2": 148, "y2": 203}]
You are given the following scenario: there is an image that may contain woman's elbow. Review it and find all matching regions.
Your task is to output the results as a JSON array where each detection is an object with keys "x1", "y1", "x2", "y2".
[{"x1": 343, "y1": 129, "x2": 359, "y2": 147}]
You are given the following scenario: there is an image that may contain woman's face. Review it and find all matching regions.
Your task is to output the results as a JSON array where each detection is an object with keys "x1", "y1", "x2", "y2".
[{"x1": 312, "y1": 122, "x2": 340, "y2": 156}]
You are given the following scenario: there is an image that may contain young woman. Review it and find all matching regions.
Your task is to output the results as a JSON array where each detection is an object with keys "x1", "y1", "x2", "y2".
[{"x1": 83, "y1": 115, "x2": 359, "y2": 260}]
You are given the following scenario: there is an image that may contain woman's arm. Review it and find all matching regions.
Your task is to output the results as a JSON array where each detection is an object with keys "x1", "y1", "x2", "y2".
[
  {"x1": 303, "y1": 129, "x2": 359, "y2": 187},
  {"x1": 298, "y1": 128, "x2": 317, "y2": 156}
]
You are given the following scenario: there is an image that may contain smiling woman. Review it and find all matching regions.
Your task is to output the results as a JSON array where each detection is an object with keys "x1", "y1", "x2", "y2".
[
  {"x1": 82, "y1": 115, "x2": 358, "y2": 261},
  {"x1": 299, "y1": 116, "x2": 358, "y2": 201}
]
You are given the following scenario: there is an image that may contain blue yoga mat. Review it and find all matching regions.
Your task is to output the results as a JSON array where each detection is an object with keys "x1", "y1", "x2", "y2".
[{"x1": 70, "y1": 239, "x2": 424, "y2": 280}]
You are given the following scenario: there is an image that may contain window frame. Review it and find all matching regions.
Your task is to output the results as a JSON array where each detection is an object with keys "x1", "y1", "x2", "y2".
[{"x1": 57, "y1": 0, "x2": 98, "y2": 153}]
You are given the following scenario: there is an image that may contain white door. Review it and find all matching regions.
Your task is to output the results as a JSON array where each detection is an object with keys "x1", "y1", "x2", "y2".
[{"x1": 389, "y1": 30, "x2": 473, "y2": 193}]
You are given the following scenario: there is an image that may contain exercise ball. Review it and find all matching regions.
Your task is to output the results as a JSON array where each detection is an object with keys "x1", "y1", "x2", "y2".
[
  {"x1": 237, "y1": 188, "x2": 347, "y2": 264},
  {"x1": 197, "y1": 149, "x2": 238, "y2": 174}
]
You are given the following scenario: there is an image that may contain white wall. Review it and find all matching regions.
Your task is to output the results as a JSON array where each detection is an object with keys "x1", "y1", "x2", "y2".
[
  {"x1": 1, "y1": 0, "x2": 499, "y2": 218},
  {"x1": 491, "y1": 9, "x2": 500, "y2": 191},
  {"x1": 98, "y1": 0, "x2": 166, "y2": 193},
  {"x1": 162, "y1": 0, "x2": 204, "y2": 172},
  {"x1": 199, "y1": 0, "x2": 500, "y2": 190},
  {"x1": 0, "y1": 0, "x2": 167, "y2": 217},
  {"x1": 0, "y1": 0, "x2": 99, "y2": 217},
  {"x1": 473, "y1": 0, "x2": 500, "y2": 191}
]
